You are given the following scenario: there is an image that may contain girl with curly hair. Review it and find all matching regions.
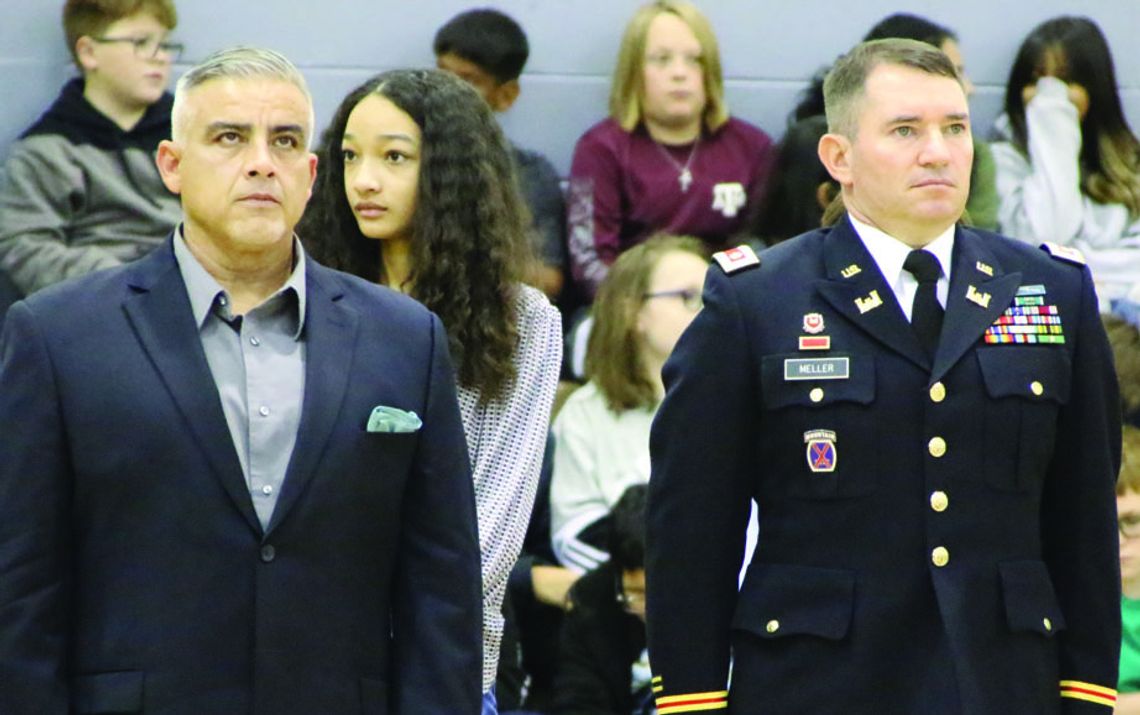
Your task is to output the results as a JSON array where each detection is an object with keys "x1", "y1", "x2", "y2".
[
  {"x1": 299, "y1": 68, "x2": 562, "y2": 712},
  {"x1": 993, "y1": 16, "x2": 1140, "y2": 304}
]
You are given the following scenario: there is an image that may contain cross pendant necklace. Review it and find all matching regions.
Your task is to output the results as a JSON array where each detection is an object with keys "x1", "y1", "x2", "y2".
[{"x1": 654, "y1": 136, "x2": 700, "y2": 192}]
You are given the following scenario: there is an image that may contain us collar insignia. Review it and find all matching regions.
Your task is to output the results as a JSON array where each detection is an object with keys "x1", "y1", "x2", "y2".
[
  {"x1": 854, "y1": 290, "x2": 882, "y2": 314},
  {"x1": 804, "y1": 429, "x2": 837, "y2": 473},
  {"x1": 966, "y1": 285, "x2": 991, "y2": 308},
  {"x1": 841, "y1": 264, "x2": 862, "y2": 279},
  {"x1": 975, "y1": 261, "x2": 994, "y2": 277}
]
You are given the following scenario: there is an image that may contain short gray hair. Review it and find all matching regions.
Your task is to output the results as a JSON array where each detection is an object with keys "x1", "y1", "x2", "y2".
[
  {"x1": 171, "y1": 46, "x2": 315, "y2": 146},
  {"x1": 824, "y1": 38, "x2": 961, "y2": 138}
]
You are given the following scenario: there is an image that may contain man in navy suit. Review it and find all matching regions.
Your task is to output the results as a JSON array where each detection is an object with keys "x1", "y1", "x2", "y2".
[
  {"x1": 0, "y1": 47, "x2": 482, "y2": 714},
  {"x1": 646, "y1": 39, "x2": 1121, "y2": 714}
]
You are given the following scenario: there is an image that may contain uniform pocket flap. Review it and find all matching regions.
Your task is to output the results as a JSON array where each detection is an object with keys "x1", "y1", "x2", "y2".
[
  {"x1": 760, "y1": 354, "x2": 874, "y2": 409},
  {"x1": 732, "y1": 563, "x2": 856, "y2": 640},
  {"x1": 73, "y1": 670, "x2": 144, "y2": 713},
  {"x1": 998, "y1": 559, "x2": 1066, "y2": 636},
  {"x1": 977, "y1": 347, "x2": 1071, "y2": 403}
]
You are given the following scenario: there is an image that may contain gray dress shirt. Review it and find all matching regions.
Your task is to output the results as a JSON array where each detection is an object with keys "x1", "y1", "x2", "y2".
[{"x1": 174, "y1": 231, "x2": 307, "y2": 530}]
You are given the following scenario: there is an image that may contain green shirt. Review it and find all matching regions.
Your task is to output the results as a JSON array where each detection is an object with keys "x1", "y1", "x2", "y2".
[{"x1": 1121, "y1": 597, "x2": 1140, "y2": 692}]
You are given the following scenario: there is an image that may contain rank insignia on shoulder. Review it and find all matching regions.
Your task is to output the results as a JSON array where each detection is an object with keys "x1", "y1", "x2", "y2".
[
  {"x1": 712, "y1": 245, "x2": 761, "y2": 274},
  {"x1": 1040, "y1": 242, "x2": 1086, "y2": 266}
]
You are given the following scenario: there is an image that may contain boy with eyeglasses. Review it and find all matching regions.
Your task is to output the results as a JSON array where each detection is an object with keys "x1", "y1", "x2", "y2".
[{"x1": 0, "y1": 0, "x2": 181, "y2": 296}]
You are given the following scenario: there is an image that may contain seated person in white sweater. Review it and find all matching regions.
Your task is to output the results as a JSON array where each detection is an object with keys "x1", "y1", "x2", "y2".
[
  {"x1": 551, "y1": 234, "x2": 707, "y2": 573},
  {"x1": 992, "y1": 15, "x2": 1140, "y2": 307}
]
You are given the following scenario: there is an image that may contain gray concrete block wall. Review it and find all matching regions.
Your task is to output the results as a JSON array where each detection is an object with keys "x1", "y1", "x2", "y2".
[{"x1": 2, "y1": 0, "x2": 1137, "y2": 176}]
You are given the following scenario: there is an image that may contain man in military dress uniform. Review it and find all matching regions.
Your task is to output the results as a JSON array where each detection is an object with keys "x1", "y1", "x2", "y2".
[{"x1": 646, "y1": 39, "x2": 1121, "y2": 714}]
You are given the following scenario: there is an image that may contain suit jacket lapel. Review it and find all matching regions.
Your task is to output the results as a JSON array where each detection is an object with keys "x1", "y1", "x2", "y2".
[
  {"x1": 121, "y1": 241, "x2": 262, "y2": 535},
  {"x1": 815, "y1": 219, "x2": 930, "y2": 371},
  {"x1": 265, "y1": 263, "x2": 358, "y2": 537},
  {"x1": 931, "y1": 228, "x2": 1021, "y2": 382}
]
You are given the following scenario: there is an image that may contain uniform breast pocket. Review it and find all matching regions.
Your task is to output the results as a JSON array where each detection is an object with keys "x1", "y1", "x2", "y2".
[
  {"x1": 977, "y1": 347, "x2": 1071, "y2": 492},
  {"x1": 760, "y1": 354, "x2": 877, "y2": 499}
]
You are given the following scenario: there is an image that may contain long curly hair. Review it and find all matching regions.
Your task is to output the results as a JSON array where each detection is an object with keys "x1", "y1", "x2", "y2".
[{"x1": 300, "y1": 69, "x2": 533, "y2": 403}]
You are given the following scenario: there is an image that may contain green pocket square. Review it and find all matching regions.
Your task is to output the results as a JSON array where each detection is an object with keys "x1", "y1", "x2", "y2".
[{"x1": 366, "y1": 405, "x2": 422, "y2": 433}]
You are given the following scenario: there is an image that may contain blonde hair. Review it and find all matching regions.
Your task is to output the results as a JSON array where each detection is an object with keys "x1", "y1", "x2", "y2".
[
  {"x1": 608, "y1": 1, "x2": 728, "y2": 133},
  {"x1": 585, "y1": 233, "x2": 708, "y2": 412}
]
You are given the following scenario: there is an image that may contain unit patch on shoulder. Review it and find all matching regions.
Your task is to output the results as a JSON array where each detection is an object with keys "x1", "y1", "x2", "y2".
[
  {"x1": 1040, "y1": 242, "x2": 1086, "y2": 266},
  {"x1": 712, "y1": 245, "x2": 761, "y2": 274}
]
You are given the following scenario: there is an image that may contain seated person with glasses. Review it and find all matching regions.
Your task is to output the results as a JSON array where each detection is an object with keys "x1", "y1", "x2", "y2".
[
  {"x1": 0, "y1": 0, "x2": 182, "y2": 296},
  {"x1": 550, "y1": 484, "x2": 656, "y2": 715},
  {"x1": 551, "y1": 234, "x2": 706, "y2": 574}
]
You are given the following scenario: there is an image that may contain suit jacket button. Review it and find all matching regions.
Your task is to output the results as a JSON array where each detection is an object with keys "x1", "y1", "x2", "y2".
[
  {"x1": 260, "y1": 544, "x2": 276, "y2": 563},
  {"x1": 766, "y1": 619, "x2": 780, "y2": 634},
  {"x1": 929, "y1": 491, "x2": 949, "y2": 512},
  {"x1": 1030, "y1": 381, "x2": 1044, "y2": 396}
]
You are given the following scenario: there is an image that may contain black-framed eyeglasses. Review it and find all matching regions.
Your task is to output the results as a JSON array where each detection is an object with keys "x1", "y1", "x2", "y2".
[
  {"x1": 1120, "y1": 513, "x2": 1140, "y2": 539},
  {"x1": 643, "y1": 288, "x2": 703, "y2": 311},
  {"x1": 92, "y1": 35, "x2": 183, "y2": 61}
]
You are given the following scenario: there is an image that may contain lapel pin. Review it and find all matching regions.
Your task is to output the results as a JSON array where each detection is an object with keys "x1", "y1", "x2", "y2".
[
  {"x1": 802, "y1": 312, "x2": 825, "y2": 334},
  {"x1": 841, "y1": 264, "x2": 862, "y2": 279},
  {"x1": 975, "y1": 261, "x2": 994, "y2": 277},
  {"x1": 854, "y1": 290, "x2": 882, "y2": 314},
  {"x1": 966, "y1": 285, "x2": 992, "y2": 308}
]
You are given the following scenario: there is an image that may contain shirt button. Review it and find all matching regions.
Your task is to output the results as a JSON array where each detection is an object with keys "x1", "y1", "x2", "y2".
[
  {"x1": 1030, "y1": 381, "x2": 1044, "y2": 396},
  {"x1": 928, "y1": 437, "x2": 947, "y2": 458},
  {"x1": 261, "y1": 484, "x2": 273, "y2": 495},
  {"x1": 260, "y1": 544, "x2": 276, "y2": 563},
  {"x1": 765, "y1": 619, "x2": 780, "y2": 634},
  {"x1": 931, "y1": 546, "x2": 950, "y2": 567},
  {"x1": 929, "y1": 382, "x2": 946, "y2": 403},
  {"x1": 219, "y1": 296, "x2": 228, "y2": 306},
  {"x1": 250, "y1": 336, "x2": 261, "y2": 347},
  {"x1": 929, "y1": 491, "x2": 949, "y2": 512},
  {"x1": 809, "y1": 387, "x2": 824, "y2": 403},
  {"x1": 259, "y1": 405, "x2": 270, "y2": 417}
]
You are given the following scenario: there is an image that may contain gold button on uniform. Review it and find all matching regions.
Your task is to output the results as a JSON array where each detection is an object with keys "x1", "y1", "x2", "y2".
[
  {"x1": 928, "y1": 437, "x2": 947, "y2": 458},
  {"x1": 929, "y1": 382, "x2": 946, "y2": 403},
  {"x1": 1030, "y1": 381, "x2": 1044, "y2": 396},
  {"x1": 1043, "y1": 617, "x2": 1053, "y2": 632},
  {"x1": 766, "y1": 619, "x2": 780, "y2": 634},
  {"x1": 929, "y1": 491, "x2": 949, "y2": 512},
  {"x1": 931, "y1": 546, "x2": 950, "y2": 567},
  {"x1": 809, "y1": 388, "x2": 824, "y2": 403}
]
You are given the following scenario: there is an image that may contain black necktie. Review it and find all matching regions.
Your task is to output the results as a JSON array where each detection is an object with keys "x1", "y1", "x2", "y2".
[{"x1": 903, "y1": 249, "x2": 944, "y2": 358}]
